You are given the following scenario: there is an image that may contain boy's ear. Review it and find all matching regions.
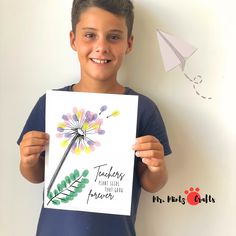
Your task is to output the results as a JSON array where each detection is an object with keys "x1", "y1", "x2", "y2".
[
  {"x1": 70, "y1": 31, "x2": 77, "y2": 51},
  {"x1": 126, "y1": 35, "x2": 134, "y2": 54}
]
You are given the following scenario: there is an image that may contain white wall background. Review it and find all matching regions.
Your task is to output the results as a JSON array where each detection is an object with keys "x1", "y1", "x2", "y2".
[{"x1": 1, "y1": 0, "x2": 235, "y2": 235}]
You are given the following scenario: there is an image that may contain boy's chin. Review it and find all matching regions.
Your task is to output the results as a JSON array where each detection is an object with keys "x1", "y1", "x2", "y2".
[
  {"x1": 93, "y1": 76, "x2": 115, "y2": 82},
  {"x1": 90, "y1": 73, "x2": 117, "y2": 82}
]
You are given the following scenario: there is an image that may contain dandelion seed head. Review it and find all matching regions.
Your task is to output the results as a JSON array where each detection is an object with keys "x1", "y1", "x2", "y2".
[{"x1": 56, "y1": 107, "x2": 106, "y2": 155}]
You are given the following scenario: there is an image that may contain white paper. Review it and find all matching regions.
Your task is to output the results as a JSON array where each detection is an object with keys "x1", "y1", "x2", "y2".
[
  {"x1": 156, "y1": 29, "x2": 197, "y2": 71},
  {"x1": 44, "y1": 90, "x2": 138, "y2": 215}
]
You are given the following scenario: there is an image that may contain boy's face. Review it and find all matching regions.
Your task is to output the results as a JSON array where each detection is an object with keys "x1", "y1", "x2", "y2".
[{"x1": 70, "y1": 7, "x2": 133, "y2": 83}]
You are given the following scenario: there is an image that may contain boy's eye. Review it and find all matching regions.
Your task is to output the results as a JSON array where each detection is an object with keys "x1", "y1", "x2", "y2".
[
  {"x1": 108, "y1": 34, "x2": 121, "y2": 41},
  {"x1": 84, "y1": 33, "x2": 95, "y2": 39}
]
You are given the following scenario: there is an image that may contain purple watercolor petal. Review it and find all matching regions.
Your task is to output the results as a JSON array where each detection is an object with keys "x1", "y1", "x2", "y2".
[
  {"x1": 62, "y1": 114, "x2": 68, "y2": 121},
  {"x1": 100, "y1": 105, "x2": 107, "y2": 112},
  {"x1": 57, "y1": 127, "x2": 64, "y2": 132},
  {"x1": 72, "y1": 114, "x2": 78, "y2": 122},
  {"x1": 98, "y1": 129, "x2": 105, "y2": 135},
  {"x1": 92, "y1": 113, "x2": 98, "y2": 121},
  {"x1": 87, "y1": 140, "x2": 95, "y2": 146},
  {"x1": 64, "y1": 132, "x2": 73, "y2": 138},
  {"x1": 85, "y1": 111, "x2": 92, "y2": 122}
]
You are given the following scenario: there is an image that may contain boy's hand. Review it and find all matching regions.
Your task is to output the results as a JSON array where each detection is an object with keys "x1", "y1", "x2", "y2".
[
  {"x1": 132, "y1": 135, "x2": 167, "y2": 192},
  {"x1": 20, "y1": 131, "x2": 49, "y2": 167},
  {"x1": 132, "y1": 135, "x2": 164, "y2": 172}
]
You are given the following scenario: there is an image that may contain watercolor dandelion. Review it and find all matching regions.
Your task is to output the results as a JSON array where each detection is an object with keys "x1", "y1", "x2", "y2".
[
  {"x1": 47, "y1": 105, "x2": 119, "y2": 195},
  {"x1": 56, "y1": 107, "x2": 105, "y2": 155}
]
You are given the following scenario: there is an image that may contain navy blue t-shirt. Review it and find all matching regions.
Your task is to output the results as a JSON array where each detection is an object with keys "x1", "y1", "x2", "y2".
[{"x1": 17, "y1": 85, "x2": 171, "y2": 236}]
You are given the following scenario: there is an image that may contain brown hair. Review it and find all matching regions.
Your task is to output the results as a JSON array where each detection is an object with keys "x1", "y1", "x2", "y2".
[{"x1": 71, "y1": 0, "x2": 134, "y2": 37}]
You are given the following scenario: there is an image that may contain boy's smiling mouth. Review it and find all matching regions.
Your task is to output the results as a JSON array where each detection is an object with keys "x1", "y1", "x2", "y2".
[{"x1": 90, "y1": 58, "x2": 112, "y2": 64}]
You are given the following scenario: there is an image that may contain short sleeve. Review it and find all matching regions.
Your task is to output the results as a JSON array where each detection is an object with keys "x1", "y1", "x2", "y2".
[
  {"x1": 17, "y1": 95, "x2": 46, "y2": 145},
  {"x1": 136, "y1": 95, "x2": 171, "y2": 156}
]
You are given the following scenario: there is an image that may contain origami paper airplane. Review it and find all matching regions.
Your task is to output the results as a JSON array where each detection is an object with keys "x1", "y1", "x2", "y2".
[{"x1": 156, "y1": 30, "x2": 197, "y2": 71}]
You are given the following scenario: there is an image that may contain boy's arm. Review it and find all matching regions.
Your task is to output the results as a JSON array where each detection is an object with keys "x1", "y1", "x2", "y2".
[
  {"x1": 133, "y1": 135, "x2": 168, "y2": 193},
  {"x1": 19, "y1": 131, "x2": 49, "y2": 183}
]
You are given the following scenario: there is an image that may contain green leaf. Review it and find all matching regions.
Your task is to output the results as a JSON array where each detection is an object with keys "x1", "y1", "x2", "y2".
[
  {"x1": 77, "y1": 183, "x2": 85, "y2": 188},
  {"x1": 61, "y1": 198, "x2": 69, "y2": 203},
  {"x1": 57, "y1": 183, "x2": 63, "y2": 192},
  {"x1": 52, "y1": 199, "x2": 60, "y2": 205},
  {"x1": 82, "y1": 169, "x2": 89, "y2": 177},
  {"x1": 61, "y1": 180, "x2": 67, "y2": 188},
  {"x1": 70, "y1": 173, "x2": 76, "y2": 181},
  {"x1": 75, "y1": 186, "x2": 82, "y2": 193},
  {"x1": 73, "y1": 169, "x2": 80, "y2": 178},
  {"x1": 81, "y1": 178, "x2": 89, "y2": 184},
  {"x1": 69, "y1": 191, "x2": 78, "y2": 198},
  {"x1": 47, "y1": 192, "x2": 54, "y2": 199},
  {"x1": 67, "y1": 195, "x2": 74, "y2": 201},
  {"x1": 54, "y1": 189, "x2": 59, "y2": 196},
  {"x1": 65, "y1": 196, "x2": 71, "y2": 202},
  {"x1": 65, "y1": 176, "x2": 71, "y2": 184}
]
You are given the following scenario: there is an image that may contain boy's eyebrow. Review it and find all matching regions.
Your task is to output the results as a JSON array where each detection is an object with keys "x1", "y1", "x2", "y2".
[
  {"x1": 109, "y1": 29, "x2": 124, "y2": 34},
  {"x1": 82, "y1": 27, "x2": 124, "y2": 34},
  {"x1": 81, "y1": 27, "x2": 97, "y2": 31}
]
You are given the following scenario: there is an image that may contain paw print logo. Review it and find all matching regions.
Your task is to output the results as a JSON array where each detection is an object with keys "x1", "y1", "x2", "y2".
[{"x1": 184, "y1": 187, "x2": 201, "y2": 206}]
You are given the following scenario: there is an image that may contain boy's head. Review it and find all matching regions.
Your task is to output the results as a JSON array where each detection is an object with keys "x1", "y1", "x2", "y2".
[
  {"x1": 71, "y1": 0, "x2": 134, "y2": 38},
  {"x1": 70, "y1": 0, "x2": 134, "y2": 85}
]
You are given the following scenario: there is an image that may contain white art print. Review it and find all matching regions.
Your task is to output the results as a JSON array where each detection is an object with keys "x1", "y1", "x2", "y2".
[{"x1": 44, "y1": 90, "x2": 138, "y2": 215}]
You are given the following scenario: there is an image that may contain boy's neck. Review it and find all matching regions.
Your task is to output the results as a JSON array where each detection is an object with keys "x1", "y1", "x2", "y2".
[{"x1": 72, "y1": 80, "x2": 125, "y2": 94}]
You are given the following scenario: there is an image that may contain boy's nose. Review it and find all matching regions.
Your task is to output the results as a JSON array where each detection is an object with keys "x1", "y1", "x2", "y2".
[{"x1": 95, "y1": 39, "x2": 109, "y2": 54}]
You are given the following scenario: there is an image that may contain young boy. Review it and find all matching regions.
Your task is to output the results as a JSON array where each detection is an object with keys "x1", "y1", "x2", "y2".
[{"x1": 17, "y1": 0, "x2": 171, "y2": 235}]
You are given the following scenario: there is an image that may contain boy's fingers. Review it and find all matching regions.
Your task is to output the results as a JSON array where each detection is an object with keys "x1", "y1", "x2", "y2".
[
  {"x1": 22, "y1": 137, "x2": 49, "y2": 147},
  {"x1": 135, "y1": 150, "x2": 163, "y2": 159},
  {"x1": 21, "y1": 146, "x2": 45, "y2": 157},
  {"x1": 135, "y1": 135, "x2": 157, "y2": 144},
  {"x1": 21, "y1": 131, "x2": 49, "y2": 148},
  {"x1": 23, "y1": 131, "x2": 49, "y2": 140},
  {"x1": 142, "y1": 157, "x2": 164, "y2": 168},
  {"x1": 21, "y1": 154, "x2": 41, "y2": 166},
  {"x1": 133, "y1": 135, "x2": 162, "y2": 150},
  {"x1": 20, "y1": 131, "x2": 49, "y2": 159},
  {"x1": 132, "y1": 137, "x2": 163, "y2": 154},
  {"x1": 133, "y1": 135, "x2": 164, "y2": 161},
  {"x1": 133, "y1": 142, "x2": 162, "y2": 151}
]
